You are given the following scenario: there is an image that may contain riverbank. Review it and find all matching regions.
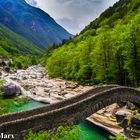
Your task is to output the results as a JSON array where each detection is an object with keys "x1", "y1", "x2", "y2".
[{"x1": 87, "y1": 104, "x2": 123, "y2": 136}]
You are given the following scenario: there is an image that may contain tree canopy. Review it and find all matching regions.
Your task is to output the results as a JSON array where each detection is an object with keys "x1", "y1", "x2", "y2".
[{"x1": 42, "y1": 0, "x2": 140, "y2": 86}]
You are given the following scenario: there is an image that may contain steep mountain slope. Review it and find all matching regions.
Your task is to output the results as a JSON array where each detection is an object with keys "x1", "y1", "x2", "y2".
[
  {"x1": 0, "y1": 0, "x2": 72, "y2": 49},
  {"x1": 0, "y1": 24, "x2": 43, "y2": 56},
  {"x1": 82, "y1": 0, "x2": 140, "y2": 33},
  {"x1": 42, "y1": 0, "x2": 140, "y2": 86}
]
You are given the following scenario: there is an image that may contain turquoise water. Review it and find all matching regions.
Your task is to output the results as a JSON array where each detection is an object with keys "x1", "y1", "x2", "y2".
[
  {"x1": 9, "y1": 101, "x2": 111, "y2": 140},
  {"x1": 9, "y1": 100, "x2": 46, "y2": 112},
  {"x1": 79, "y1": 121, "x2": 110, "y2": 140}
]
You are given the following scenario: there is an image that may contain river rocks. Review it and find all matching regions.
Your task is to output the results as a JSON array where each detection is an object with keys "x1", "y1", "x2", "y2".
[
  {"x1": 47, "y1": 83, "x2": 53, "y2": 88},
  {"x1": 4, "y1": 66, "x2": 10, "y2": 73},
  {"x1": 126, "y1": 101, "x2": 136, "y2": 110},
  {"x1": 64, "y1": 93, "x2": 74, "y2": 98},
  {"x1": 1, "y1": 65, "x2": 92, "y2": 103},
  {"x1": 88, "y1": 104, "x2": 123, "y2": 136},
  {"x1": 0, "y1": 57, "x2": 11, "y2": 66},
  {"x1": 22, "y1": 77, "x2": 27, "y2": 80},
  {"x1": 130, "y1": 116, "x2": 140, "y2": 138},
  {"x1": 116, "y1": 108, "x2": 140, "y2": 139},
  {"x1": 0, "y1": 83, "x2": 21, "y2": 96},
  {"x1": 9, "y1": 75, "x2": 18, "y2": 80},
  {"x1": 59, "y1": 91, "x2": 67, "y2": 96},
  {"x1": 44, "y1": 88, "x2": 50, "y2": 92},
  {"x1": 116, "y1": 109, "x2": 132, "y2": 128}
]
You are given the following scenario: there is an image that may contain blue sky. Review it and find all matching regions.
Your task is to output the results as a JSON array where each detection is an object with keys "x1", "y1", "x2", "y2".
[{"x1": 26, "y1": 0, "x2": 119, "y2": 34}]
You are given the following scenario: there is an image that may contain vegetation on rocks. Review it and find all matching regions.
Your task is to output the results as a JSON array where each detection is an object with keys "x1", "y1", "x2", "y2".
[
  {"x1": 0, "y1": 80, "x2": 5, "y2": 98},
  {"x1": 0, "y1": 80, "x2": 6, "y2": 86},
  {"x1": 136, "y1": 87, "x2": 140, "y2": 91},
  {"x1": 109, "y1": 135, "x2": 125, "y2": 140}
]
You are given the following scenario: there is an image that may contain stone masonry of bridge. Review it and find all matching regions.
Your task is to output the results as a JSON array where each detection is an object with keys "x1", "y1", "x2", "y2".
[{"x1": 0, "y1": 85, "x2": 140, "y2": 139}]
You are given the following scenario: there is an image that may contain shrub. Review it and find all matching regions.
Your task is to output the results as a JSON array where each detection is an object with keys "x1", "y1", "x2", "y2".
[{"x1": 24, "y1": 125, "x2": 85, "y2": 140}]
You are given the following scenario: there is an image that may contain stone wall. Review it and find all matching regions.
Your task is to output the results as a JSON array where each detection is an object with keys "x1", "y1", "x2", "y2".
[{"x1": 0, "y1": 86, "x2": 140, "y2": 140}]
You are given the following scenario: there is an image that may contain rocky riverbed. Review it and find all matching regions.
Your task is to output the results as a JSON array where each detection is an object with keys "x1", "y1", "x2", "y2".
[{"x1": 0, "y1": 65, "x2": 92, "y2": 103}]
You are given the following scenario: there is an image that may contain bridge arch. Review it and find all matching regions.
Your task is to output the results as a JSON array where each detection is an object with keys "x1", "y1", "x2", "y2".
[{"x1": 0, "y1": 86, "x2": 140, "y2": 139}]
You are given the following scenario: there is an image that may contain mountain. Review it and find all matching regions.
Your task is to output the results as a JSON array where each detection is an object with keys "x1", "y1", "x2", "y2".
[
  {"x1": 42, "y1": 0, "x2": 140, "y2": 86},
  {"x1": 0, "y1": 0, "x2": 72, "y2": 50},
  {"x1": 82, "y1": 0, "x2": 140, "y2": 33},
  {"x1": 0, "y1": 24, "x2": 43, "y2": 56}
]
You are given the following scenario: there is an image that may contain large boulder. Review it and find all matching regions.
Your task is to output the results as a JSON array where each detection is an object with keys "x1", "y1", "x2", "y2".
[
  {"x1": 0, "y1": 83, "x2": 22, "y2": 96},
  {"x1": 116, "y1": 109, "x2": 131, "y2": 128}
]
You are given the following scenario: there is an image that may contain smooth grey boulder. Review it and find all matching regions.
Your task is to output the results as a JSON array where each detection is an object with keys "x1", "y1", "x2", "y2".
[{"x1": 0, "y1": 84, "x2": 21, "y2": 96}]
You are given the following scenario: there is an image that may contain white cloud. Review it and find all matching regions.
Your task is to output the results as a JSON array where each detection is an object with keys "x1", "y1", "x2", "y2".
[
  {"x1": 26, "y1": 0, "x2": 119, "y2": 34},
  {"x1": 25, "y1": 0, "x2": 37, "y2": 6}
]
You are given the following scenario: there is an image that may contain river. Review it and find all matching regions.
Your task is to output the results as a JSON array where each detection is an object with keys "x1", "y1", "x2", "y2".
[{"x1": 9, "y1": 101, "x2": 111, "y2": 140}]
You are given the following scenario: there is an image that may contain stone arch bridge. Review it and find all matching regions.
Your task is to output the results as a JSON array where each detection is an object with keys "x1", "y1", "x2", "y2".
[{"x1": 0, "y1": 85, "x2": 140, "y2": 139}]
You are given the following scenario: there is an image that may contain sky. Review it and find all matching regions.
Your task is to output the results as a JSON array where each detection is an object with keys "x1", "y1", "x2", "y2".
[{"x1": 26, "y1": 0, "x2": 119, "y2": 34}]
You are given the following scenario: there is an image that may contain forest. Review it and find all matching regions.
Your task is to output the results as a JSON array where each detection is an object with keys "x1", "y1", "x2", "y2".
[{"x1": 42, "y1": 0, "x2": 140, "y2": 87}]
